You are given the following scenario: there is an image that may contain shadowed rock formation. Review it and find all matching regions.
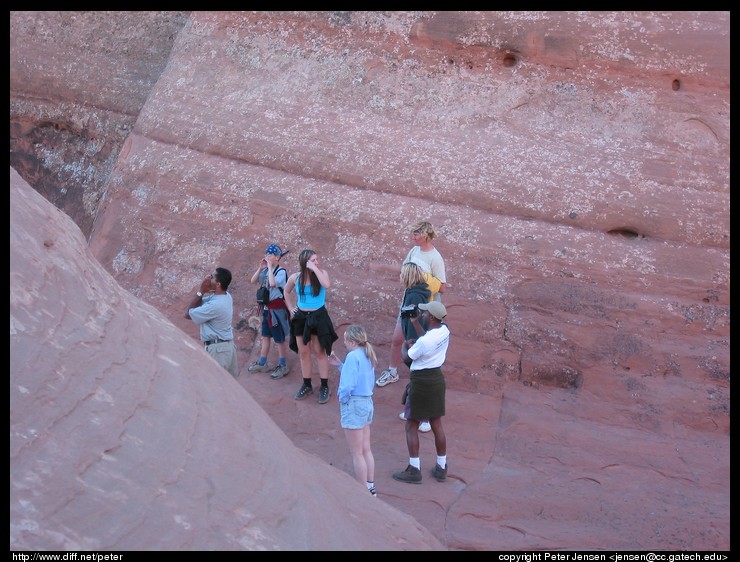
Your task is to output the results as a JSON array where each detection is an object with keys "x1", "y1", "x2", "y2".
[{"x1": 10, "y1": 12, "x2": 729, "y2": 551}]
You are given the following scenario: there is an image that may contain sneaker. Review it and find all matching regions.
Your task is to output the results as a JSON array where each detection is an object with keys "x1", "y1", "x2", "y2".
[
  {"x1": 318, "y1": 385, "x2": 330, "y2": 404},
  {"x1": 376, "y1": 368, "x2": 399, "y2": 387},
  {"x1": 392, "y1": 465, "x2": 422, "y2": 484},
  {"x1": 294, "y1": 384, "x2": 313, "y2": 400},
  {"x1": 419, "y1": 421, "x2": 432, "y2": 433},
  {"x1": 399, "y1": 411, "x2": 407, "y2": 421},
  {"x1": 248, "y1": 361, "x2": 271, "y2": 373},
  {"x1": 368, "y1": 486, "x2": 377, "y2": 497},
  {"x1": 431, "y1": 463, "x2": 447, "y2": 482},
  {"x1": 270, "y1": 364, "x2": 290, "y2": 379}
]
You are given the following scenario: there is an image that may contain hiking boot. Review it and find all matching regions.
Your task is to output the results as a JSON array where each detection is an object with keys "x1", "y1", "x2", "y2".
[
  {"x1": 270, "y1": 364, "x2": 290, "y2": 379},
  {"x1": 248, "y1": 361, "x2": 272, "y2": 373},
  {"x1": 376, "y1": 368, "x2": 399, "y2": 387},
  {"x1": 392, "y1": 465, "x2": 422, "y2": 484},
  {"x1": 318, "y1": 385, "x2": 330, "y2": 404},
  {"x1": 431, "y1": 463, "x2": 447, "y2": 482},
  {"x1": 294, "y1": 384, "x2": 313, "y2": 400},
  {"x1": 419, "y1": 421, "x2": 432, "y2": 433}
]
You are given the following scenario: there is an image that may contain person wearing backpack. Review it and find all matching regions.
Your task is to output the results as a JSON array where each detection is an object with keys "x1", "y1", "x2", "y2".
[{"x1": 248, "y1": 244, "x2": 291, "y2": 379}]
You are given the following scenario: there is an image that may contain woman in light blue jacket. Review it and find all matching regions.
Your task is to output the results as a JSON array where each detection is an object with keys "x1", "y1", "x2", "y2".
[{"x1": 329, "y1": 325, "x2": 378, "y2": 497}]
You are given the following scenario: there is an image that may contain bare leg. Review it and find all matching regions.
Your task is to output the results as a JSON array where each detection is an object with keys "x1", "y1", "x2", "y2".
[
  {"x1": 295, "y1": 336, "x2": 312, "y2": 379},
  {"x1": 405, "y1": 418, "x2": 421, "y2": 457},
  {"x1": 344, "y1": 427, "x2": 368, "y2": 483},
  {"x1": 429, "y1": 417, "x2": 447, "y2": 456},
  {"x1": 389, "y1": 320, "x2": 404, "y2": 369},
  {"x1": 276, "y1": 340, "x2": 288, "y2": 363},
  {"x1": 259, "y1": 311, "x2": 272, "y2": 358},
  {"x1": 259, "y1": 338, "x2": 271, "y2": 358},
  {"x1": 362, "y1": 425, "x2": 375, "y2": 483},
  {"x1": 311, "y1": 336, "x2": 330, "y2": 381}
]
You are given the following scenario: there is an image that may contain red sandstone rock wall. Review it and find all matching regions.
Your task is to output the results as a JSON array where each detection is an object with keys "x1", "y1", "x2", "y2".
[
  {"x1": 10, "y1": 11, "x2": 190, "y2": 237},
  {"x1": 9, "y1": 11, "x2": 730, "y2": 551}
]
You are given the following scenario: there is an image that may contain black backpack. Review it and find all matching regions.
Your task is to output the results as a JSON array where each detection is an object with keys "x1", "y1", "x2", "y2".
[{"x1": 256, "y1": 266, "x2": 286, "y2": 305}]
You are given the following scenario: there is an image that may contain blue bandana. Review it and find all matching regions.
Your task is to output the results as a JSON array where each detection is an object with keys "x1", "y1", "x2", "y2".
[{"x1": 265, "y1": 244, "x2": 288, "y2": 257}]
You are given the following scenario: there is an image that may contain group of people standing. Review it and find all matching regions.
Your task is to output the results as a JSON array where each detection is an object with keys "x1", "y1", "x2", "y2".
[{"x1": 185, "y1": 221, "x2": 450, "y2": 496}]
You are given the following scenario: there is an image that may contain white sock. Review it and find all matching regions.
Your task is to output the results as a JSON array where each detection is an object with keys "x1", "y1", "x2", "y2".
[
  {"x1": 366, "y1": 481, "x2": 375, "y2": 490},
  {"x1": 409, "y1": 457, "x2": 420, "y2": 469},
  {"x1": 437, "y1": 455, "x2": 447, "y2": 469},
  {"x1": 388, "y1": 367, "x2": 397, "y2": 374}
]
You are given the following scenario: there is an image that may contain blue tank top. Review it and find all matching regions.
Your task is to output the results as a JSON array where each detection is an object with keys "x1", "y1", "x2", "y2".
[{"x1": 298, "y1": 280, "x2": 326, "y2": 310}]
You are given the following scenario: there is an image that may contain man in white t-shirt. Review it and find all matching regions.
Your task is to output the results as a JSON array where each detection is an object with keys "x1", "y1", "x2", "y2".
[{"x1": 392, "y1": 301, "x2": 450, "y2": 484}]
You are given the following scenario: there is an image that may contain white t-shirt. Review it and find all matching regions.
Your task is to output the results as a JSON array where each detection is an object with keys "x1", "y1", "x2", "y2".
[
  {"x1": 404, "y1": 246, "x2": 446, "y2": 283},
  {"x1": 407, "y1": 323, "x2": 450, "y2": 370}
]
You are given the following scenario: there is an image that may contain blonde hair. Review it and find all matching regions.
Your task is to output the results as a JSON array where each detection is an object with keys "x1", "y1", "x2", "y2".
[
  {"x1": 344, "y1": 324, "x2": 377, "y2": 366},
  {"x1": 408, "y1": 220, "x2": 436, "y2": 240},
  {"x1": 400, "y1": 262, "x2": 427, "y2": 288}
]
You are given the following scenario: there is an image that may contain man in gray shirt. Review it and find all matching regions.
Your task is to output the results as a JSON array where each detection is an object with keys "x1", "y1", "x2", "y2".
[{"x1": 185, "y1": 267, "x2": 238, "y2": 378}]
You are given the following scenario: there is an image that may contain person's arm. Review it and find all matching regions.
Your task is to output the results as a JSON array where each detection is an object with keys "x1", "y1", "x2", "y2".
[
  {"x1": 250, "y1": 258, "x2": 267, "y2": 284},
  {"x1": 283, "y1": 272, "x2": 298, "y2": 313},
  {"x1": 328, "y1": 351, "x2": 343, "y2": 369},
  {"x1": 404, "y1": 307, "x2": 426, "y2": 353},
  {"x1": 307, "y1": 260, "x2": 331, "y2": 288},
  {"x1": 185, "y1": 293, "x2": 202, "y2": 319},
  {"x1": 185, "y1": 275, "x2": 213, "y2": 319},
  {"x1": 265, "y1": 255, "x2": 279, "y2": 287},
  {"x1": 407, "y1": 332, "x2": 426, "y2": 361},
  {"x1": 336, "y1": 353, "x2": 358, "y2": 404},
  {"x1": 430, "y1": 252, "x2": 447, "y2": 292},
  {"x1": 409, "y1": 314, "x2": 427, "y2": 338}
]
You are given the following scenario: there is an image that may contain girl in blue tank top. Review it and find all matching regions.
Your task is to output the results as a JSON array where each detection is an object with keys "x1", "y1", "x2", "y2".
[{"x1": 284, "y1": 249, "x2": 338, "y2": 404}]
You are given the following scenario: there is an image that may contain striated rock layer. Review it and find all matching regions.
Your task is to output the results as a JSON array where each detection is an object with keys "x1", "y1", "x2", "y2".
[{"x1": 10, "y1": 12, "x2": 729, "y2": 551}]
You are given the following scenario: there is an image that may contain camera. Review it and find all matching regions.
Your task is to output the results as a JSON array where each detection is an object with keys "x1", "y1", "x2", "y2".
[{"x1": 400, "y1": 305, "x2": 418, "y2": 319}]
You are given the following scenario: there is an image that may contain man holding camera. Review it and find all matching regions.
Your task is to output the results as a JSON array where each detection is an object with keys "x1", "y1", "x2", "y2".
[{"x1": 392, "y1": 300, "x2": 451, "y2": 484}]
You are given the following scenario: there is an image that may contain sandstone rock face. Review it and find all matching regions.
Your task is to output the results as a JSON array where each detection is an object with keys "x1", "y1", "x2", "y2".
[
  {"x1": 10, "y1": 11, "x2": 190, "y2": 238},
  {"x1": 10, "y1": 12, "x2": 729, "y2": 551}
]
